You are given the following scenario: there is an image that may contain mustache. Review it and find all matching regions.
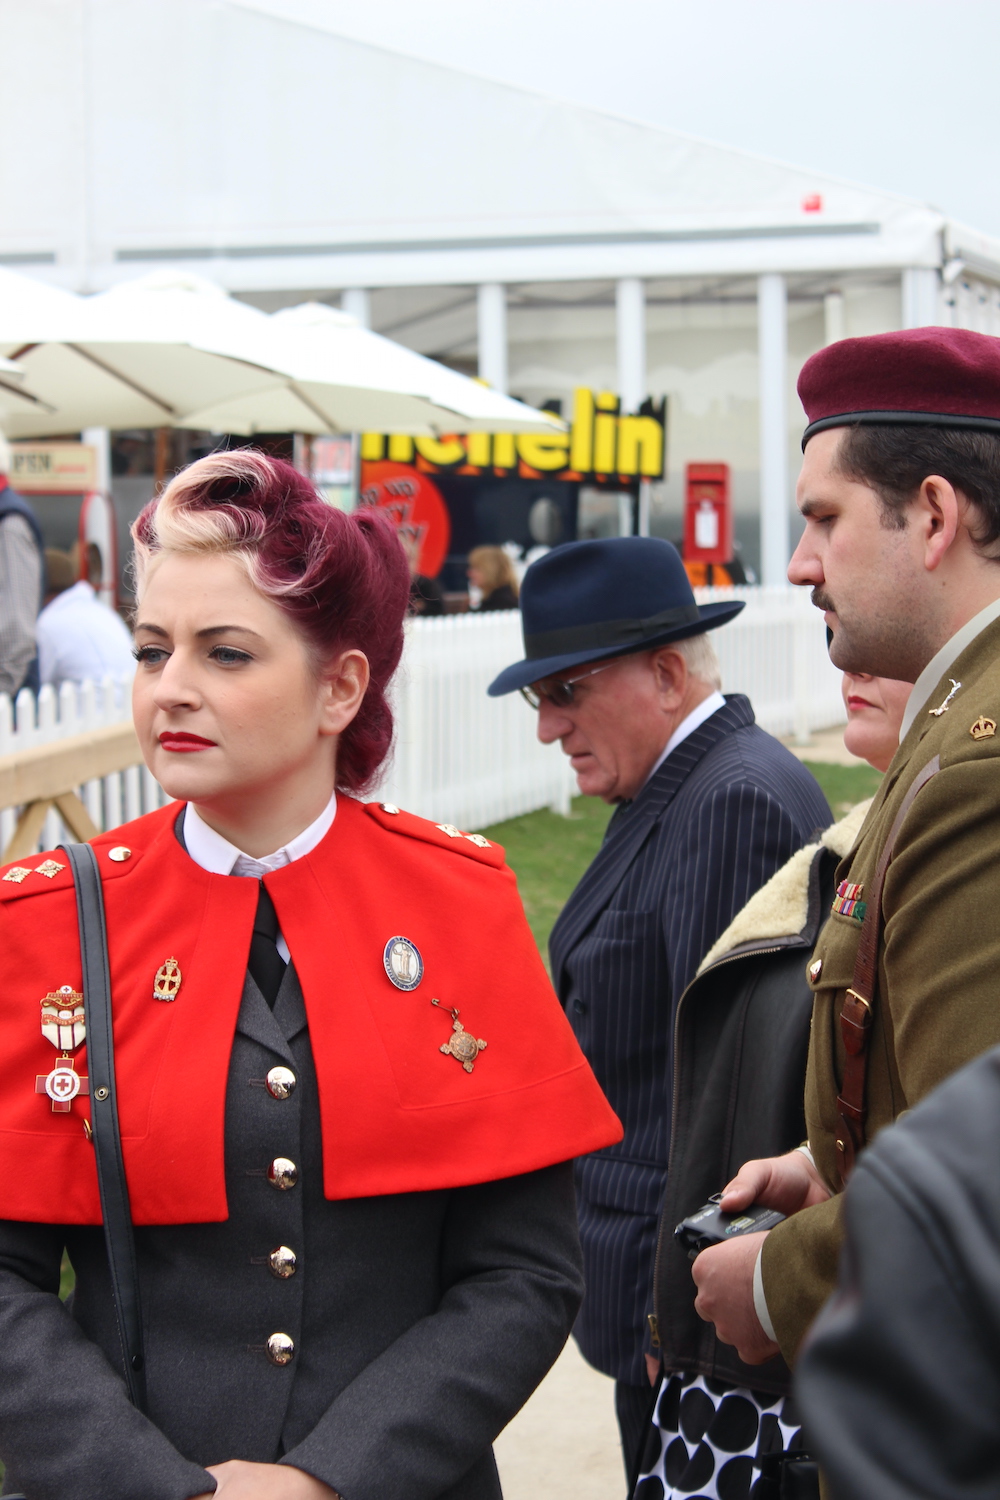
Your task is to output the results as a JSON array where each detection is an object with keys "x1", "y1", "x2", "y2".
[{"x1": 811, "y1": 588, "x2": 836, "y2": 613}]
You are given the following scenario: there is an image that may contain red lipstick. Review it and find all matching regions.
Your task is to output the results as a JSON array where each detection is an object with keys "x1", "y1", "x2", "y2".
[{"x1": 158, "y1": 731, "x2": 217, "y2": 753}]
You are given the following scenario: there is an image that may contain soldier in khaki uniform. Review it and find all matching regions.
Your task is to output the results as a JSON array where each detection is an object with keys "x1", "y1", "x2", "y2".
[{"x1": 689, "y1": 325, "x2": 1000, "y2": 1373}]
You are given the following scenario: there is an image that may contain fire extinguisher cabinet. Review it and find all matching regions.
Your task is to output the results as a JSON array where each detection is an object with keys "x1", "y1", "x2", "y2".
[{"x1": 683, "y1": 463, "x2": 732, "y2": 566}]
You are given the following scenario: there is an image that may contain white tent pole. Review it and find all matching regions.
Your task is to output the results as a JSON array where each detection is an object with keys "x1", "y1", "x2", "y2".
[
  {"x1": 477, "y1": 283, "x2": 508, "y2": 394},
  {"x1": 758, "y1": 273, "x2": 789, "y2": 589},
  {"x1": 341, "y1": 289, "x2": 371, "y2": 328},
  {"x1": 82, "y1": 426, "x2": 111, "y2": 493},
  {"x1": 616, "y1": 277, "x2": 646, "y2": 414},
  {"x1": 901, "y1": 268, "x2": 941, "y2": 328}
]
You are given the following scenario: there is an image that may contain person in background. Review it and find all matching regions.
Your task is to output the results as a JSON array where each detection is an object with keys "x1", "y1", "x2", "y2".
[
  {"x1": 468, "y1": 546, "x2": 519, "y2": 611},
  {"x1": 0, "y1": 429, "x2": 44, "y2": 698},
  {"x1": 36, "y1": 543, "x2": 134, "y2": 688},
  {"x1": 487, "y1": 537, "x2": 830, "y2": 1482},
  {"x1": 637, "y1": 670, "x2": 911, "y2": 1500}
]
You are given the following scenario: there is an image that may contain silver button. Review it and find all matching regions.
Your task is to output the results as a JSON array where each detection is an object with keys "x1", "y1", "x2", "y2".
[
  {"x1": 266, "y1": 1332, "x2": 295, "y2": 1365},
  {"x1": 380, "y1": 802, "x2": 400, "y2": 815},
  {"x1": 107, "y1": 846, "x2": 132, "y2": 863},
  {"x1": 269, "y1": 1245, "x2": 297, "y2": 1279},
  {"x1": 267, "y1": 1157, "x2": 298, "y2": 1190},
  {"x1": 266, "y1": 1066, "x2": 296, "y2": 1100}
]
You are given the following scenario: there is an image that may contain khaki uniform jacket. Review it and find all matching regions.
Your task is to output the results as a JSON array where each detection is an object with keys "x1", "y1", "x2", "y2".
[{"x1": 761, "y1": 612, "x2": 1000, "y2": 1362}]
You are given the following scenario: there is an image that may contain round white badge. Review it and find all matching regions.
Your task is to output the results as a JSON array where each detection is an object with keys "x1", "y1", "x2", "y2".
[
  {"x1": 383, "y1": 936, "x2": 424, "y2": 991},
  {"x1": 45, "y1": 1065, "x2": 81, "y2": 1103}
]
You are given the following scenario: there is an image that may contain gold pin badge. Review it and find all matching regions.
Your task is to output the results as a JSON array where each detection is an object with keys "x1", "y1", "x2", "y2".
[
  {"x1": 2, "y1": 866, "x2": 31, "y2": 883},
  {"x1": 35, "y1": 859, "x2": 65, "y2": 879},
  {"x1": 464, "y1": 833, "x2": 491, "y2": 849},
  {"x1": 432, "y1": 997, "x2": 487, "y2": 1074},
  {"x1": 436, "y1": 823, "x2": 464, "y2": 838},
  {"x1": 153, "y1": 957, "x2": 182, "y2": 1001},
  {"x1": 971, "y1": 716, "x2": 996, "y2": 741}
]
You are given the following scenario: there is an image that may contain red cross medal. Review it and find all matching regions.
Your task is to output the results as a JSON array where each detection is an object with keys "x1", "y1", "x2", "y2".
[{"x1": 35, "y1": 986, "x2": 89, "y2": 1114}]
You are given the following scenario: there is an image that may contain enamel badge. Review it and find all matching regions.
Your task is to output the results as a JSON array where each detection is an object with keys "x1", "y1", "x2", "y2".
[
  {"x1": 384, "y1": 936, "x2": 424, "y2": 991},
  {"x1": 971, "y1": 715, "x2": 997, "y2": 741},
  {"x1": 153, "y1": 957, "x2": 182, "y2": 1001}
]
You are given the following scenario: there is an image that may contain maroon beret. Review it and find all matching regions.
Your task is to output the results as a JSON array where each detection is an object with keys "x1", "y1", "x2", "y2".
[{"x1": 799, "y1": 327, "x2": 1000, "y2": 449}]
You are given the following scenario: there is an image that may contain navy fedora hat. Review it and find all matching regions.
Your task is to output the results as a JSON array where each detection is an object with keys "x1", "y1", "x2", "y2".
[{"x1": 487, "y1": 536, "x2": 744, "y2": 697}]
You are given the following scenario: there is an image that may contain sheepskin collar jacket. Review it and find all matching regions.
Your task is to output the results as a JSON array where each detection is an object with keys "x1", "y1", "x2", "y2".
[{"x1": 651, "y1": 800, "x2": 871, "y2": 1395}]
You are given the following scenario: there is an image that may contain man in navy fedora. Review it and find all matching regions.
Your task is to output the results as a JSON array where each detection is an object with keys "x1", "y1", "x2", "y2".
[{"x1": 490, "y1": 536, "x2": 829, "y2": 1478}]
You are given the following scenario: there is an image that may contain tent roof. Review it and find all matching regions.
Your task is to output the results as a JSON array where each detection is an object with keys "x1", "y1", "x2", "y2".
[{"x1": 3, "y1": 0, "x2": 997, "y2": 290}]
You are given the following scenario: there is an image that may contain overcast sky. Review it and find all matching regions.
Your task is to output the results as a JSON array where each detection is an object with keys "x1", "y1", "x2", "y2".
[{"x1": 244, "y1": 0, "x2": 1000, "y2": 238}]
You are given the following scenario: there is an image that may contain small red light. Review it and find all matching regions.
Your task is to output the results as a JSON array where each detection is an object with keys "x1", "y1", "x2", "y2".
[{"x1": 802, "y1": 193, "x2": 823, "y2": 213}]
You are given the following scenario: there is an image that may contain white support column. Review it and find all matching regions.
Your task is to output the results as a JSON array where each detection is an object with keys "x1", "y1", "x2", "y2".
[
  {"x1": 616, "y1": 277, "x2": 646, "y2": 413},
  {"x1": 823, "y1": 291, "x2": 846, "y2": 345},
  {"x1": 901, "y1": 268, "x2": 941, "y2": 329},
  {"x1": 341, "y1": 288, "x2": 371, "y2": 328},
  {"x1": 82, "y1": 427, "x2": 111, "y2": 495},
  {"x1": 758, "y1": 273, "x2": 790, "y2": 590},
  {"x1": 477, "y1": 283, "x2": 508, "y2": 394}
]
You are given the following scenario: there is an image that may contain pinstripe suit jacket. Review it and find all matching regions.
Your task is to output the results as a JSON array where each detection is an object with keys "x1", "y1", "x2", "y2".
[{"x1": 549, "y1": 694, "x2": 830, "y2": 1384}]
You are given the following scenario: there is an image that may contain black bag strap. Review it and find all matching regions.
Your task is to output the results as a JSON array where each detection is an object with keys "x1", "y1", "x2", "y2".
[{"x1": 59, "y1": 841, "x2": 147, "y2": 1412}]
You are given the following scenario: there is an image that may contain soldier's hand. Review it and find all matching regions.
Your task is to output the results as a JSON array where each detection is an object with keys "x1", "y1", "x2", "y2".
[
  {"x1": 202, "y1": 1460, "x2": 341, "y2": 1498},
  {"x1": 691, "y1": 1231, "x2": 781, "y2": 1365},
  {"x1": 718, "y1": 1149, "x2": 831, "y2": 1218}
]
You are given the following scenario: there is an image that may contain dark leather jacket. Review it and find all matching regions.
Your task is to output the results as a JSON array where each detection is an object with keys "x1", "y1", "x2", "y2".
[{"x1": 650, "y1": 814, "x2": 853, "y2": 1395}]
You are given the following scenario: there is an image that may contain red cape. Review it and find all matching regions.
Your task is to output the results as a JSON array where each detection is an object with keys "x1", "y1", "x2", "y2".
[{"x1": 0, "y1": 797, "x2": 621, "y2": 1224}]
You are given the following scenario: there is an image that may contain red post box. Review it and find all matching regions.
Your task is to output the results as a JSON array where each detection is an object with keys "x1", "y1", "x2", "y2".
[{"x1": 683, "y1": 463, "x2": 732, "y2": 565}]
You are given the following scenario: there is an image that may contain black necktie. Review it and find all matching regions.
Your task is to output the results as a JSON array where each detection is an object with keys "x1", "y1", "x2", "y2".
[{"x1": 249, "y1": 881, "x2": 286, "y2": 1008}]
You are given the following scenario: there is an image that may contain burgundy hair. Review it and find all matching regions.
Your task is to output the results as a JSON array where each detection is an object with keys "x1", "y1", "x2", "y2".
[{"x1": 131, "y1": 449, "x2": 410, "y2": 792}]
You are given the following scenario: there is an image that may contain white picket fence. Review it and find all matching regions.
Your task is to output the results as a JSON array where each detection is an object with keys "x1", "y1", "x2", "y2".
[{"x1": 0, "y1": 587, "x2": 845, "y2": 852}]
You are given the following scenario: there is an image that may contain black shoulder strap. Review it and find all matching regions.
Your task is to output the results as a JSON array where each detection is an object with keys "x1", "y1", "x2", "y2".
[{"x1": 60, "y1": 841, "x2": 147, "y2": 1411}]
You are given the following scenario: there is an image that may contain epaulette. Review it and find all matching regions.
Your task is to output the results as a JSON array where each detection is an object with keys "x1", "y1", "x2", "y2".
[
  {"x1": 364, "y1": 801, "x2": 505, "y2": 869},
  {"x1": 0, "y1": 804, "x2": 174, "y2": 901}
]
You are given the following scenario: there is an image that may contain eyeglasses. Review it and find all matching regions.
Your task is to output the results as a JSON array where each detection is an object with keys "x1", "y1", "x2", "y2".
[{"x1": 519, "y1": 659, "x2": 618, "y2": 710}]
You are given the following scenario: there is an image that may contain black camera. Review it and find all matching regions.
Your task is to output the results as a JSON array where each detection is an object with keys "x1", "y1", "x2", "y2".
[{"x1": 674, "y1": 1193, "x2": 786, "y2": 1260}]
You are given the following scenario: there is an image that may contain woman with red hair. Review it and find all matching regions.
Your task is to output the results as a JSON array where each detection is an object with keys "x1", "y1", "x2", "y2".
[{"x1": 0, "y1": 451, "x2": 620, "y2": 1500}]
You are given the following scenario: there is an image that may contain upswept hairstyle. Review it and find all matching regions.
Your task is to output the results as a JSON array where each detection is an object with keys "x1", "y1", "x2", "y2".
[
  {"x1": 835, "y1": 424, "x2": 1000, "y2": 556},
  {"x1": 131, "y1": 449, "x2": 410, "y2": 792}
]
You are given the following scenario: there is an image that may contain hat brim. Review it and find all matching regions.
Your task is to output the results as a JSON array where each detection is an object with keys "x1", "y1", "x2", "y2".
[{"x1": 486, "y1": 600, "x2": 745, "y2": 697}]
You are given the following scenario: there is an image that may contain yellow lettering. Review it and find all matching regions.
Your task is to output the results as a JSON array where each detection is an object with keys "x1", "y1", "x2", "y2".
[
  {"x1": 465, "y1": 433, "x2": 491, "y2": 466},
  {"x1": 569, "y1": 388, "x2": 594, "y2": 473},
  {"x1": 492, "y1": 432, "x2": 517, "y2": 469},
  {"x1": 360, "y1": 432, "x2": 385, "y2": 461},
  {"x1": 516, "y1": 430, "x2": 571, "y2": 471},
  {"x1": 616, "y1": 415, "x2": 664, "y2": 478},
  {"x1": 593, "y1": 392, "x2": 619, "y2": 474},
  {"x1": 414, "y1": 435, "x2": 466, "y2": 466},
  {"x1": 388, "y1": 434, "x2": 415, "y2": 462}
]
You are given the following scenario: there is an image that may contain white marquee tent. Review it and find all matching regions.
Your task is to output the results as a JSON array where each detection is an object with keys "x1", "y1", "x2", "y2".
[{"x1": 3, "y1": 0, "x2": 1000, "y2": 578}]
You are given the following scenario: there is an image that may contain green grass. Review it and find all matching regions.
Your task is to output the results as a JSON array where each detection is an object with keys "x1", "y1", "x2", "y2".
[
  {"x1": 801, "y1": 760, "x2": 883, "y2": 819},
  {"x1": 482, "y1": 761, "x2": 881, "y2": 961}
]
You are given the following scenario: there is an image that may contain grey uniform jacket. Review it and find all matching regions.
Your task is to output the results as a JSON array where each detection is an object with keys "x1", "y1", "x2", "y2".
[{"x1": 0, "y1": 963, "x2": 584, "y2": 1500}]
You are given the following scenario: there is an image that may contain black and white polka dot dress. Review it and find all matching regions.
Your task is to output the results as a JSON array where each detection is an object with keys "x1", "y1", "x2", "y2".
[{"x1": 633, "y1": 1370, "x2": 805, "y2": 1499}]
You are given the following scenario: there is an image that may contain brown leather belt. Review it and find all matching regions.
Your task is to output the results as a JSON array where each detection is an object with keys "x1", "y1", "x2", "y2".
[{"x1": 835, "y1": 755, "x2": 940, "y2": 1187}]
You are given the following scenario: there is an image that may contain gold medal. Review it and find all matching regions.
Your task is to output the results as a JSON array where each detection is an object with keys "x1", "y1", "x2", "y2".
[
  {"x1": 35, "y1": 986, "x2": 89, "y2": 1113},
  {"x1": 431, "y1": 997, "x2": 487, "y2": 1074}
]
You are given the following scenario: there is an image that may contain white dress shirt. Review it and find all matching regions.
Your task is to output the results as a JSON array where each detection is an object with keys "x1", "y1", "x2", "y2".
[
  {"x1": 35, "y1": 580, "x2": 135, "y2": 689},
  {"x1": 641, "y1": 690, "x2": 726, "y2": 792},
  {"x1": 182, "y1": 792, "x2": 338, "y2": 962}
]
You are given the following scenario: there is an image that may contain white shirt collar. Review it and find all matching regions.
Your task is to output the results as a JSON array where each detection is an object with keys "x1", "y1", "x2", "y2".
[
  {"x1": 182, "y1": 791, "x2": 338, "y2": 878},
  {"x1": 898, "y1": 596, "x2": 1000, "y2": 742},
  {"x1": 641, "y1": 690, "x2": 726, "y2": 790}
]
